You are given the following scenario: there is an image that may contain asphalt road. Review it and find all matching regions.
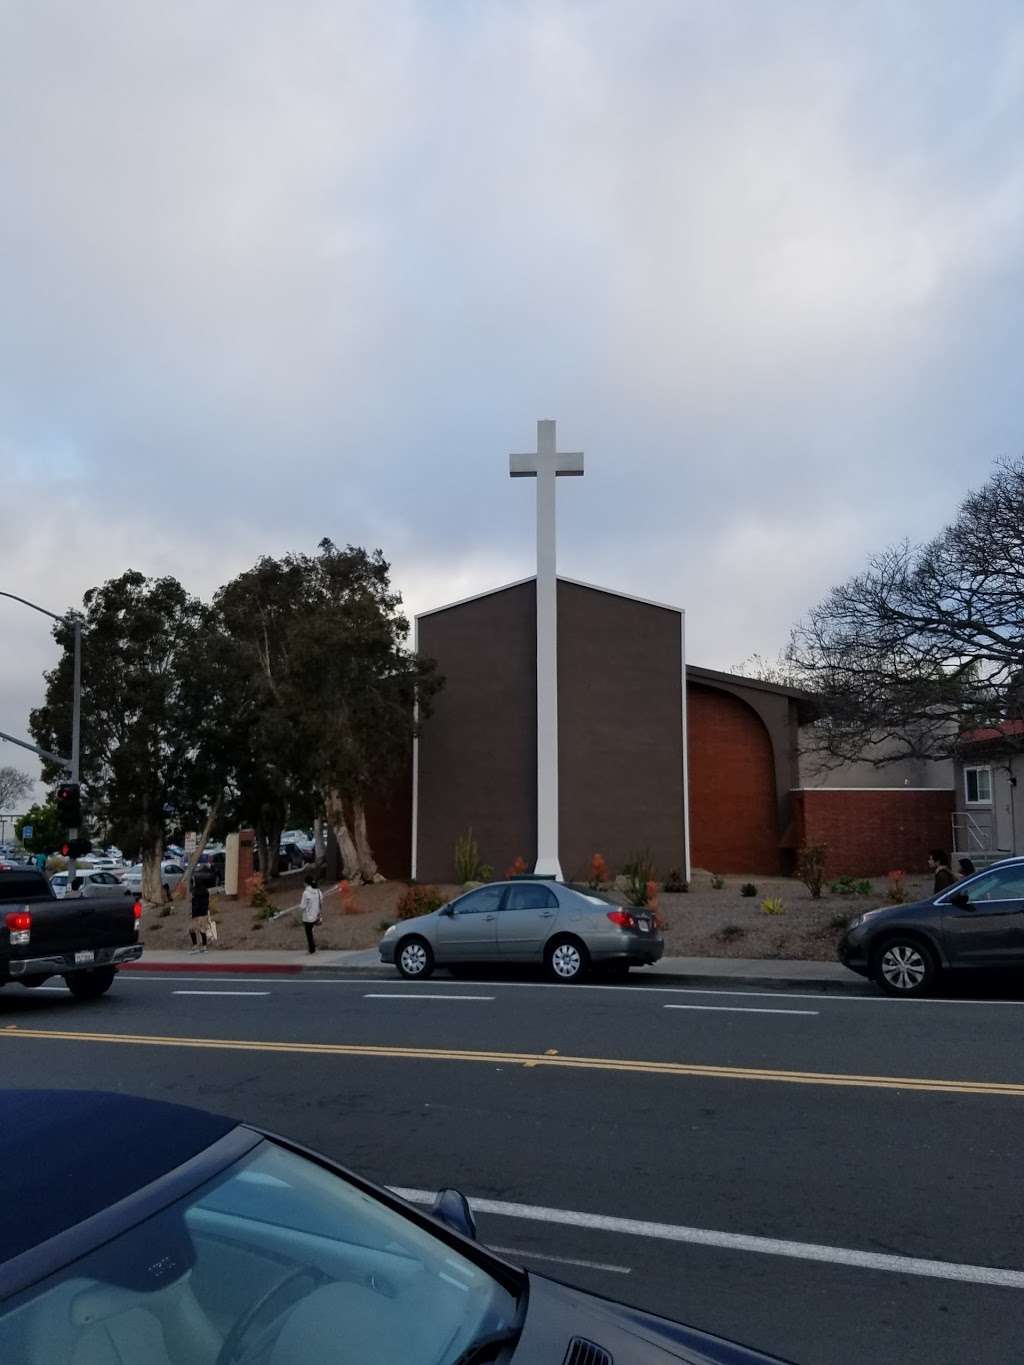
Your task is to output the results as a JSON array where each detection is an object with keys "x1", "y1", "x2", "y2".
[{"x1": 2, "y1": 970, "x2": 1024, "y2": 1364}]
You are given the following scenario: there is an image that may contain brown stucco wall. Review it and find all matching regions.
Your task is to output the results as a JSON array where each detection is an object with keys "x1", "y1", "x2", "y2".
[
  {"x1": 414, "y1": 581, "x2": 537, "y2": 882},
  {"x1": 557, "y1": 581, "x2": 685, "y2": 882}
]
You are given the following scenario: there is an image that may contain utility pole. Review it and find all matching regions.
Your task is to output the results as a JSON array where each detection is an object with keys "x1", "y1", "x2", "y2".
[{"x1": 0, "y1": 593, "x2": 82, "y2": 875}]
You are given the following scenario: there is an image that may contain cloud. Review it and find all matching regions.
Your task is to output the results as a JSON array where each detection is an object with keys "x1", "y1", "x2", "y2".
[{"x1": 3, "y1": 0, "x2": 1024, "y2": 801}]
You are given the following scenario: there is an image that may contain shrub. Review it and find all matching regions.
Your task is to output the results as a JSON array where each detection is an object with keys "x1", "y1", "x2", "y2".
[
  {"x1": 761, "y1": 896, "x2": 785, "y2": 915},
  {"x1": 740, "y1": 882, "x2": 758, "y2": 897},
  {"x1": 623, "y1": 849, "x2": 656, "y2": 906},
  {"x1": 853, "y1": 879, "x2": 874, "y2": 897},
  {"x1": 158, "y1": 904, "x2": 172, "y2": 918},
  {"x1": 376, "y1": 919, "x2": 394, "y2": 933},
  {"x1": 717, "y1": 923, "x2": 746, "y2": 942},
  {"x1": 397, "y1": 884, "x2": 447, "y2": 920},
  {"x1": 454, "y1": 829, "x2": 485, "y2": 883},
  {"x1": 884, "y1": 869, "x2": 910, "y2": 904},
  {"x1": 479, "y1": 864, "x2": 494, "y2": 882},
  {"x1": 505, "y1": 855, "x2": 528, "y2": 879},
  {"x1": 251, "y1": 920, "x2": 263, "y2": 931},
  {"x1": 829, "y1": 911, "x2": 852, "y2": 930},
  {"x1": 797, "y1": 844, "x2": 827, "y2": 899},
  {"x1": 662, "y1": 868, "x2": 688, "y2": 893},
  {"x1": 709, "y1": 872, "x2": 725, "y2": 890},
  {"x1": 588, "y1": 852, "x2": 610, "y2": 889},
  {"x1": 339, "y1": 879, "x2": 363, "y2": 915},
  {"x1": 829, "y1": 876, "x2": 857, "y2": 895},
  {"x1": 246, "y1": 872, "x2": 271, "y2": 913},
  {"x1": 148, "y1": 922, "x2": 162, "y2": 931}
]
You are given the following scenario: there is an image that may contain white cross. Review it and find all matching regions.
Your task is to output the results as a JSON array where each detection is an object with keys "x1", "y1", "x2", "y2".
[{"x1": 510, "y1": 419, "x2": 584, "y2": 880}]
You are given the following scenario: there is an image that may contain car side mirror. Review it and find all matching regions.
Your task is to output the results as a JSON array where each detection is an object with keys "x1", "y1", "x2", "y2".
[
  {"x1": 430, "y1": 1188, "x2": 477, "y2": 1240},
  {"x1": 440, "y1": 904, "x2": 455, "y2": 917},
  {"x1": 949, "y1": 890, "x2": 971, "y2": 909}
]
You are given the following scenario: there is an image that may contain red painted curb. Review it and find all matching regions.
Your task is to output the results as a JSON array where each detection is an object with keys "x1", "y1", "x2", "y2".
[{"x1": 122, "y1": 961, "x2": 303, "y2": 975}]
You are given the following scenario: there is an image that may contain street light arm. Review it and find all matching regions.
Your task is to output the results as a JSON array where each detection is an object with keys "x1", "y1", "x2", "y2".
[
  {"x1": 0, "y1": 591, "x2": 64, "y2": 623},
  {"x1": 0, "y1": 728, "x2": 71, "y2": 769}
]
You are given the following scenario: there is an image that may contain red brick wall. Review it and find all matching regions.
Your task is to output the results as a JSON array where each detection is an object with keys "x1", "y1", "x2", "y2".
[
  {"x1": 792, "y1": 790, "x2": 955, "y2": 876},
  {"x1": 688, "y1": 684, "x2": 781, "y2": 874}
]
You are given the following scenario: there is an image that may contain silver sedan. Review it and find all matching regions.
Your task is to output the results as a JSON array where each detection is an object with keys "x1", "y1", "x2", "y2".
[{"x1": 379, "y1": 879, "x2": 664, "y2": 982}]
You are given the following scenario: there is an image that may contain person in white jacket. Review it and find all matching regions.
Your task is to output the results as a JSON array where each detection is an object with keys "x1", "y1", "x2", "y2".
[{"x1": 300, "y1": 875, "x2": 323, "y2": 954}]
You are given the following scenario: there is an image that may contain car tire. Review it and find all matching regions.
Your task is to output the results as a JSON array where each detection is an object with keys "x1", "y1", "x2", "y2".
[
  {"x1": 871, "y1": 936, "x2": 939, "y2": 997},
  {"x1": 545, "y1": 936, "x2": 589, "y2": 983},
  {"x1": 64, "y1": 968, "x2": 117, "y2": 1001},
  {"x1": 396, "y1": 937, "x2": 434, "y2": 980}
]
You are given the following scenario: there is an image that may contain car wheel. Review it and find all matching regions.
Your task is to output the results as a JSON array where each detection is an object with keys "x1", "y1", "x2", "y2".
[
  {"x1": 64, "y1": 968, "x2": 117, "y2": 1001},
  {"x1": 871, "y1": 937, "x2": 938, "y2": 997},
  {"x1": 396, "y1": 937, "x2": 434, "y2": 980},
  {"x1": 545, "y1": 936, "x2": 589, "y2": 983}
]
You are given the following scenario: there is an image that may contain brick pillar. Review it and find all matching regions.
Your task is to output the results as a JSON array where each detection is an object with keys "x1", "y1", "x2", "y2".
[{"x1": 238, "y1": 829, "x2": 255, "y2": 899}]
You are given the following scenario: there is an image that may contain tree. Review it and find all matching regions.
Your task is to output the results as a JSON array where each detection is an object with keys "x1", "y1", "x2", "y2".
[
  {"x1": 16, "y1": 801, "x2": 65, "y2": 854},
  {"x1": 29, "y1": 572, "x2": 220, "y2": 901},
  {"x1": 216, "y1": 540, "x2": 442, "y2": 882},
  {"x1": 788, "y1": 457, "x2": 1024, "y2": 766},
  {"x1": 0, "y1": 766, "x2": 33, "y2": 811}
]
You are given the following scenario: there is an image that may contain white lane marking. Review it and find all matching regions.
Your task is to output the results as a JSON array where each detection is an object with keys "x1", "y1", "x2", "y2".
[
  {"x1": 120, "y1": 975, "x2": 1024, "y2": 1007},
  {"x1": 663, "y1": 1004, "x2": 818, "y2": 1016},
  {"x1": 363, "y1": 993, "x2": 495, "y2": 1002},
  {"x1": 487, "y1": 1246, "x2": 630, "y2": 1275},
  {"x1": 171, "y1": 990, "x2": 271, "y2": 997},
  {"x1": 391, "y1": 1188, "x2": 1024, "y2": 1290}
]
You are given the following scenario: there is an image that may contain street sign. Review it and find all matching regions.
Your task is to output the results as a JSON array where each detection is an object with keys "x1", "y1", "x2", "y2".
[{"x1": 21, "y1": 825, "x2": 32, "y2": 840}]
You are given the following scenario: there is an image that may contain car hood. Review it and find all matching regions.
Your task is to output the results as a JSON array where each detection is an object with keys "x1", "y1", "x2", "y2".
[
  {"x1": 512, "y1": 1273, "x2": 791, "y2": 1363},
  {"x1": 853, "y1": 895, "x2": 938, "y2": 926}
]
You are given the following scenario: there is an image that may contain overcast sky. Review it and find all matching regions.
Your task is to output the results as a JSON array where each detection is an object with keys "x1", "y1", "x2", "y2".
[{"x1": 2, "y1": 1, "x2": 1023, "y2": 804}]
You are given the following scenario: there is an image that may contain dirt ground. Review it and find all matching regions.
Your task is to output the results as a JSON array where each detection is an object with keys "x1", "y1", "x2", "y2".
[{"x1": 140, "y1": 869, "x2": 935, "y2": 960}]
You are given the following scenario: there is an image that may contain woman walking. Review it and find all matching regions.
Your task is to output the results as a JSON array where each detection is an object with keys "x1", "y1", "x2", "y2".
[
  {"x1": 189, "y1": 871, "x2": 211, "y2": 953},
  {"x1": 300, "y1": 875, "x2": 322, "y2": 954}
]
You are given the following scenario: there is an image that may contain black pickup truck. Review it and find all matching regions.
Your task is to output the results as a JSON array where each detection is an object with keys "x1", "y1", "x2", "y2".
[{"x1": 0, "y1": 866, "x2": 143, "y2": 1000}]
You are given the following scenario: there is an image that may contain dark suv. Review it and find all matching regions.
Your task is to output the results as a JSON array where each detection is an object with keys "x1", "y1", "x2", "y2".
[{"x1": 838, "y1": 858, "x2": 1024, "y2": 995}]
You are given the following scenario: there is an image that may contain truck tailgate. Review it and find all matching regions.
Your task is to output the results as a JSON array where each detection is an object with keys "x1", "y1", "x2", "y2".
[{"x1": 21, "y1": 897, "x2": 139, "y2": 954}]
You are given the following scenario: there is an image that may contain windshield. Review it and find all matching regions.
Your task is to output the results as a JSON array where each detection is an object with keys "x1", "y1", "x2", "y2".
[{"x1": 0, "y1": 1141, "x2": 518, "y2": 1365}]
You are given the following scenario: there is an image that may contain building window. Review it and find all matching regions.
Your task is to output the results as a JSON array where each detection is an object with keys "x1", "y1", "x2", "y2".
[{"x1": 964, "y1": 766, "x2": 992, "y2": 805}]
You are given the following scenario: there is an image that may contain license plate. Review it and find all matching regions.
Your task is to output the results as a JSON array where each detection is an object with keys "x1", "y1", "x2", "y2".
[{"x1": 74, "y1": 950, "x2": 94, "y2": 965}]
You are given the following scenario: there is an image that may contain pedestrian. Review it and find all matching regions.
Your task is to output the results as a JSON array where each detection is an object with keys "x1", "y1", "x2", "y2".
[
  {"x1": 69, "y1": 876, "x2": 84, "y2": 899},
  {"x1": 189, "y1": 870, "x2": 211, "y2": 953},
  {"x1": 957, "y1": 857, "x2": 976, "y2": 878},
  {"x1": 35, "y1": 852, "x2": 46, "y2": 873},
  {"x1": 928, "y1": 849, "x2": 956, "y2": 894},
  {"x1": 300, "y1": 874, "x2": 322, "y2": 955}
]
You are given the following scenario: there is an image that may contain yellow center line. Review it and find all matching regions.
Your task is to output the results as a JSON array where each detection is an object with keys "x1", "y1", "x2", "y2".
[{"x1": 3, "y1": 1025, "x2": 1021, "y2": 1097}]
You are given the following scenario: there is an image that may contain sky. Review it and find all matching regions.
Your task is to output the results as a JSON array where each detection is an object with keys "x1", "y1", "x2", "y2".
[{"x1": 2, "y1": 0, "x2": 1024, "y2": 805}]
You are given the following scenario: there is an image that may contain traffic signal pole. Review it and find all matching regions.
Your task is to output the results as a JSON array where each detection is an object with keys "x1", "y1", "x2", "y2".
[{"x1": 68, "y1": 620, "x2": 82, "y2": 887}]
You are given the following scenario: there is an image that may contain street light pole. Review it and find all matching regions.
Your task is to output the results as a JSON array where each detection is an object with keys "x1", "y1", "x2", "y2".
[{"x1": 0, "y1": 592, "x2": 81, "y2": 878}]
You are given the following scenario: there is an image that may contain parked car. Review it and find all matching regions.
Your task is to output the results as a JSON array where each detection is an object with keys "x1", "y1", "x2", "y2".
[
  {"x1": 0, "y1": 1090, "x2": 789, "y2": 1364},
  {"x1": 0, "y1": 868, "x2": 142, "y2": 998},
  {"x1": 279, "y1": 839, "x2": 313, "y2": 870},
  {"x1": 50, "y1": 869, "x2": 126, "y2": 899},
  {"x1": 121, "y1": 859, "x2": 188, "y2": 898},
  {"x1": 380, "y1": 878, "x2": 664, "y2": 981},
  {"x1": 839, "y1": 856, "x2": 1024, "y2": 996},
  {"x1": 77, "y1": 857, "x2": 124, "y2": 877}
]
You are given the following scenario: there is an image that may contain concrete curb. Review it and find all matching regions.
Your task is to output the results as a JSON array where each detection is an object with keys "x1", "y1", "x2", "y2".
[{"x1": 121, "y1": 957, "x2": 870, "y2": 993}]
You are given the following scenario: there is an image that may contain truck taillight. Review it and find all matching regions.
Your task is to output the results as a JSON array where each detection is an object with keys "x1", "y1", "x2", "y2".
[
  {"x1": 5, "y1": 909, "x2": 31, "y2": 946},
  {"x1": 133, "y1": 901, "x2": 143, "y2": 921},
  {"x1": 607, "y1": 909, "x2": 637, "y2": 929}
]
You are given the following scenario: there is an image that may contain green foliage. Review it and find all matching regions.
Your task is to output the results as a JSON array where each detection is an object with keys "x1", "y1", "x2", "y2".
[
  {"x1": 479, "y1": 864, "x2": 494, "y2": 882},
  {"x1": 761, "y1": 896, "x2": 785, "y2": 915},
  {"x1": 797, "y1": 844, "x2": 827, "y2": 899},
  {"x1": 454, "y1": 829, "x2": 485, "y2": 883},
  {"x1": 740, "y1": 882, "x2": 758, "y2": 897},
  {"x1": 829, "y1": 876, "x2": 857, "y2": 895},
  {"x1": 376, "y1": 919, "x2": 394, "y2": 933},
  {"x1": 709, "y1": 872, "x2": 725, "y2": 890},
  {"x1": 158, "y1": 905, "x2": 172, "y2": 919},
  {"x1": 663, "y1": 868, "x2": 688, "y2": 893},
  {"x1": 623, "y1": 848, "x2": 656, "y2": 906},
  {"x1": 397, "y1": 884, "x2": 447, "y2": 920},
  {"x1": 16, "y1": 801, "x2": 66, "y2": 854},
  {"x1": 853, "y1": 879, "x2": 874, "y2": 896},
  {"x1": 829, "y1": 911, "x2": 851, "y2": 930},
  {"x1": 884, "y1": 869, "x2": 910, "y2": 903},
  {"x1": 717, "y1": 923, "x2": 746, "y2": 942}
]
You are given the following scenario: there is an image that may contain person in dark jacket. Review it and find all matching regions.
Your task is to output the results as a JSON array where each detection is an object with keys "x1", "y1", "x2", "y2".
[
  {"x1": 929, "y1": 849, "x2": 956, "y2": 894},
  {"x1": 189, "y1": 871, "x2": 211, "y2": 953},
  {"x1": 957, "y1": 857, "x2": 976, "y2": 878}
]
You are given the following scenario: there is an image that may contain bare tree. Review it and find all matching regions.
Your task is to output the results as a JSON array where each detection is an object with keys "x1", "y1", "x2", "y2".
[
  {"x1": 0, "y1": 766, "x2": 33, "y2": 811},
  {"x1": 788, "y1": 458, "x2": 1024, "y2": 766}
]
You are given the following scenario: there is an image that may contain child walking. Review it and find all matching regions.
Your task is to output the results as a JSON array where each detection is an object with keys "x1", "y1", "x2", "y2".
[{"x1": 300, "y1": 875, "x2": 322, "y2": 954}]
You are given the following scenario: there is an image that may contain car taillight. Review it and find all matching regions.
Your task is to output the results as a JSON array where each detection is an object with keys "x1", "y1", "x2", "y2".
[
  {"x1": 607, "y1": 909, "x2": 637, "y2": 929},
  {"x1": 5, "y1": 909, "x2": 31, "y2": 945}
]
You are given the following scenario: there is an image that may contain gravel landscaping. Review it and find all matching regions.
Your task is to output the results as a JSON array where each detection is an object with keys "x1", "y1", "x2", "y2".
[{"x1": 140, "y1": 869, "x2": 934, "y2": 961}]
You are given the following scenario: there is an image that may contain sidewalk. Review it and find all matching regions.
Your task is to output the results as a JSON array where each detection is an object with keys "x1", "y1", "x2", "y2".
[{"x1": 123, "y1": 949, "x2": 867, "y2": 992}]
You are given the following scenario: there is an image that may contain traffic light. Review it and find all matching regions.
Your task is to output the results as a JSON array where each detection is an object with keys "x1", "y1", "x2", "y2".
[
  {"x1": 55, "y1": 782, "x2": 81, "y2": 828},
  {"x1": 61, "y1": 838, "x2": 93, "y2": 859}
]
